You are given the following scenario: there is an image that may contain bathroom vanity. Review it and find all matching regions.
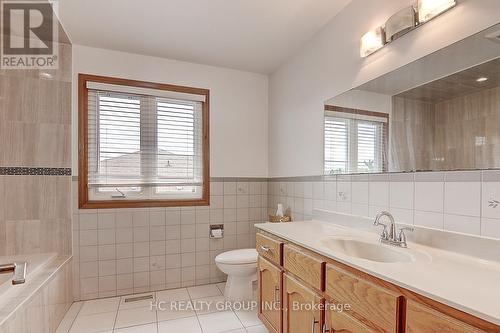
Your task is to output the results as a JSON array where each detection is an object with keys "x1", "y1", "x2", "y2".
[{"x1": 255, "y1": 219, "x2": 500, "y2": 333}]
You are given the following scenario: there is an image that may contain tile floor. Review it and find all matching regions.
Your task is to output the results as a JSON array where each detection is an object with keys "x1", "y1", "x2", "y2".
[{"x1": 56, "y1": 283, "x2": 268, "y2": 333}]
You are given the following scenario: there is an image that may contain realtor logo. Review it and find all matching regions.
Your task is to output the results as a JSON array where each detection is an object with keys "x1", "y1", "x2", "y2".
[{"x1": 1, "y1": 0, "x2": 58, "y2": 69}]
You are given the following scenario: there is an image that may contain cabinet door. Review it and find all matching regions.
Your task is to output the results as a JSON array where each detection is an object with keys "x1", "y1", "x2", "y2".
[
  {"x1": 283, "y1": 273, "x2": 322, "y2": 333},
  {"x1": 324, "y1": 306, "x2": 373, "y2": 333},
  {"x1": 258, "y1": 257, "x2": 282, "y2": 333}
]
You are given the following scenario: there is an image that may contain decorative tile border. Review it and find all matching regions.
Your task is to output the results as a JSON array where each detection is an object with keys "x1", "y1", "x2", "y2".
[{"x1": 0, "y1": 167, "x2": 72, "y2": 176}]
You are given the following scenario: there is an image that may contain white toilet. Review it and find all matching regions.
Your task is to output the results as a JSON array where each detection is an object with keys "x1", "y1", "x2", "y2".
[{"x1": 215, "y1": 248, "x2": 258, "y2": 301}]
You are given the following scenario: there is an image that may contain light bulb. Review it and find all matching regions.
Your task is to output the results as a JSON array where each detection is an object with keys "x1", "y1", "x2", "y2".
[
  {"x1": 360, "y1": 27, "x2": 384, "y2": 58},
  {"x1": 418, "y1": 0, "x2": 457, "y2": 23}
]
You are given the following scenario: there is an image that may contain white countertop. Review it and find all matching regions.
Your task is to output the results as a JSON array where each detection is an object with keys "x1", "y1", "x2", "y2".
[{"x1": 255, "y1": 220, "x2": 500, "y2": 325}]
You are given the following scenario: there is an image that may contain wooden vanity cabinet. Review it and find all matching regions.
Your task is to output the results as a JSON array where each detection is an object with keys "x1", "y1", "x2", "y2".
[
  {"x1": 283, "y1": 273, "x2": 323, "y2": 333},
  {"x1": 405, "y1": 301, "x2": 487, "y2": 333},
  {"x1": 325, "y1": 263, "x2": 403, "y2": 333},
  {"x1": 256, "y1": 231, "x2": 500, "y2": 333},
  {"x1": 324, "y1": 307, "x2": 374, "y2": 333},
  {"x1": 257, "y1": 257, "x2": 282, "y2": 333}
]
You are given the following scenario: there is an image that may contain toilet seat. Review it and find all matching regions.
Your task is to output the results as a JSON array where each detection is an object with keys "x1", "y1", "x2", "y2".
[{"x1": 215, "y1": 249, "x2": 258, "y2": 265}]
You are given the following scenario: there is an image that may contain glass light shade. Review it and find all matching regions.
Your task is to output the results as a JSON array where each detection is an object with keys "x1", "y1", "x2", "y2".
[
  {"x1": 360, "y1": 27, "x2": 384, "y2": 58},
  {"x1": 418, "y1": 0, "x2": 456, "y2": 23}
]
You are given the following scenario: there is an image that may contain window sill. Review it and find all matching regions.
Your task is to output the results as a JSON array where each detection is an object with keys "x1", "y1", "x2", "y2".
[{"x1": 78, "y1": 197, "x2": 210, "y2": 209}]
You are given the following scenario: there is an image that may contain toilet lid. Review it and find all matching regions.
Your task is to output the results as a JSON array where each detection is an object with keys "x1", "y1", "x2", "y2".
[{"x1": 215, "y1": 249, "x2": 258, "y2": 265}]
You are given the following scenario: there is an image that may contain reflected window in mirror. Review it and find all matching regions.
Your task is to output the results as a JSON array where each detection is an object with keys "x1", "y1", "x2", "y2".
[{"x1": 324, "y1": 106, "x2": 388, "y2": 175}]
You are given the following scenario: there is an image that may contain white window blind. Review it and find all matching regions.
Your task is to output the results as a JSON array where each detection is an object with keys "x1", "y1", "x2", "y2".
[
  {"x1": 324, "y1": 111, "x2": 387, "y2": 175},
  {"x1": 87, "y1": 86, "x2": 204, "y2": 200}
]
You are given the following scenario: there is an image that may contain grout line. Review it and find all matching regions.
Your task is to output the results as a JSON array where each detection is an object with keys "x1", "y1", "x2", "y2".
[
  {"x1": 111, "y1": 298, "x2": 120, "y2": 331},
  {"x1": 61, "y1": 302, "x2": 84, "y2": 333}
]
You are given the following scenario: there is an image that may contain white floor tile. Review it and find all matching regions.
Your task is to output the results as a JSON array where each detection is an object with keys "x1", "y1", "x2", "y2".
[
  {"x1": 119, "y1": 293, "x2": 156, "y2": 310},
  {"x1": 234, "y1": 309, "x2": 261, "y2": 327},
  {"x1": 157, "y1": 317, "x2": 202, "y2": 333},
  {"x1": 192, "y1": 295, "x2": 226, "y2": 315},
  {"x1": 197, "y1": 310, "x2": 244, "y2": 333},
  {"x1": 156, "y1": 288, "x2": 190, "y2": 302},
  {"x1": 113, "y1": 323, "x2": 158, "y2": 333},
  {"x1": 80, "y1": 297, "x2": 120, "y2": 315},
  {"x1": 115, "y1": 307, "x2": 157, "y2": 329},
  {"x1": 187, "y1": 284, "x2": 222, "y2": 299},
  {"x1": 246, "y1": 325, "x2": 269, "y2": 333},
  {"x1": 55, "y1": 302, "x2": 83, "y2": 333},
  {"x1": 157, "y1": 300, "x2": 196, "y2": 322},
  {"x1": 69, "y1": 312, "x2": 116, "y2": 333}
]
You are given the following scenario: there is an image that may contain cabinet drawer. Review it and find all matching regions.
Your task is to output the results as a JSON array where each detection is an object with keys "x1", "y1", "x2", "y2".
[
  {"x1": 325, "y1": 264, "x2": 401, "y2": 333},
  {"x1": 325, "y1": 309, "x2": 374, "y2": 333},
  {"x1": 284, "y1": 244, "x2": 325, "y2": 291},
  {"x1": 406, "y1": 301, "x2": 485, "y2": 333},
  {"x1": 256, "y1": 233, "x2": 283, "y2": 266}
]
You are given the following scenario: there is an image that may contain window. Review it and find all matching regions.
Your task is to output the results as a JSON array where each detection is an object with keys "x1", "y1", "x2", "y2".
[
  {"x1": 79, "y1": 74, "x2": 209, "y2": 208},
  {"x1": 324, "y1": 106, "x2": 388, "y2": 175}
]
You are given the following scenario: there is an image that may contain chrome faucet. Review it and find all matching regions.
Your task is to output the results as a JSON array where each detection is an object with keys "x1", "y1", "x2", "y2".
[
  {"x1": 0, "y1": 262, "x2": 27, "y2": 285},
  {"x1": 373, "y1": 211, "x2": 413, "y2": 248}
]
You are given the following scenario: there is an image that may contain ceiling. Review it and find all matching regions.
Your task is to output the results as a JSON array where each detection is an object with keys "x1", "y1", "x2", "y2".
[
  {"x1": 58, "y1": 0, "x2": 351, "y2": 74},
  {"x1": 395, "y1": 58, "x2": 500, "y2": 103}
]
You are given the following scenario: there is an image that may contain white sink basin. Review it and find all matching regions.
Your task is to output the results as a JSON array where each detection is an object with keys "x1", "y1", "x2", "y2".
[{"x1": 319, "y1": 237, "x2": 415, "y2": 263}]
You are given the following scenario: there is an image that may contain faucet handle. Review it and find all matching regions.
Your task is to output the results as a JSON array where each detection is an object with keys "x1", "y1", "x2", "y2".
[
  {"x1": 397, "y1": 227, "x2": 414, "y2": 247},
  {"x1": 398, "y1": 226, "x2": 414, "y2": 233}
]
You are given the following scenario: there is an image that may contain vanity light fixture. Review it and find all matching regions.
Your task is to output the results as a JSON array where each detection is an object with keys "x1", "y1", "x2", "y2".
[
  {"x1": 360, "y1": 27, "x2": 385, "y2": 58},
  {"x1": 476, "y1": 77, "x2": 488, "y2": 82},
  {"x1": 417, "y1": 0, "x2": 457, "y2": 23},
  {"x1": 360, "y1": 0, "x2": 458, "y2": 58}
]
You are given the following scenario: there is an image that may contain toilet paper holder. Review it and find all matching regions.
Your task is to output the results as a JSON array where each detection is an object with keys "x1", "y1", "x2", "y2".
[{"x1": 209, "y1": 224, "x2": 224, "y2": 239}]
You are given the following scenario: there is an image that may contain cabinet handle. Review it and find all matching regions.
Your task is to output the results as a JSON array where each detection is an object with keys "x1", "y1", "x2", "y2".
[
  {"x1": 311, "y1": 317, "x2": 319, "y2": 333},
  {"x1": 273, "y1": 285, "x2": 280, "y2": 303},
  {"x1": 322, "y1": 302, "x2": 330, "y2": 333},
  {"x1": 260, "y1": 245, "x2": 271, "y2": 252}
]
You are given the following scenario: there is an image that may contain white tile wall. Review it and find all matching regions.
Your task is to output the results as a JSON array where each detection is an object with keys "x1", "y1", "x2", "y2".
[
  {"x1": 74, "y1": 170, "x2": 500, "y2": 302},
  {"x1": 72, "y1": 180, "x2": 268, "y2": 301},
  {"x1": 268, "y1": 170, "x2": 500, "y2": 242}
]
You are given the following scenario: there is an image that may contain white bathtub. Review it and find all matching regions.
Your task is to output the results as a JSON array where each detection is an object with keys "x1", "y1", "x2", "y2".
[
  {"x1": 0, "y1": 253, "x2": 72, "y2": 332},
  {"x1": 0, "y1": 253, "x2": 57, "y2": 298}
]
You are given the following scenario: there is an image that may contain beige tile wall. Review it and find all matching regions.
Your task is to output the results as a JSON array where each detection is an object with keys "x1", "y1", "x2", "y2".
[
  {"x1": 0, "y1": 40, "x2": 72, "y2": 257},
  {"x1": 391, "y1": 86, "x2": 500, "y2": 172},
  {"x1": 72, "y1": 179, "x2": 268, "y2": 301}
]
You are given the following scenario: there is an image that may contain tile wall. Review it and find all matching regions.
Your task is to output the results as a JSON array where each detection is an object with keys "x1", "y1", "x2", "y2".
[
  {"x1": 0, "y1": 36, "x2": 72, "y2": 256},
  {"x1": 268, "y1": 170, "x2": 500, "y2": 240},
  {"x1": 72, "y1": 179, "x2": 268, "y2": 301}
]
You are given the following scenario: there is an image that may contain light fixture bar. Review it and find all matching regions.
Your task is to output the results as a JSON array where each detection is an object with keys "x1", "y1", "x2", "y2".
[{"x1": 360, "y1": 0, "x2": 458, "y2": 58}]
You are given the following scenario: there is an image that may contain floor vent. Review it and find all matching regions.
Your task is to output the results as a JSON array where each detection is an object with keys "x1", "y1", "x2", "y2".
[{"x1": 123, "y1": 294, "x2": 153, "y2": 303}]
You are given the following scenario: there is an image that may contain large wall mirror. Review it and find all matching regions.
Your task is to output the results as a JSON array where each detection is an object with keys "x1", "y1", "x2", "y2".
[{"x1": 324, "y1": 23, "x2": 500, "y2": 175}]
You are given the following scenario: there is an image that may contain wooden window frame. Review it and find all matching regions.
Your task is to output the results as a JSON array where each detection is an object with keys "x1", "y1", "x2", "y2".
[
  {"x1": 78, "y1": 73, "x2": 210, "y2": 209},
  {"x1": 324, "y1": 105, "x2": 389, "y2": 174}
]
